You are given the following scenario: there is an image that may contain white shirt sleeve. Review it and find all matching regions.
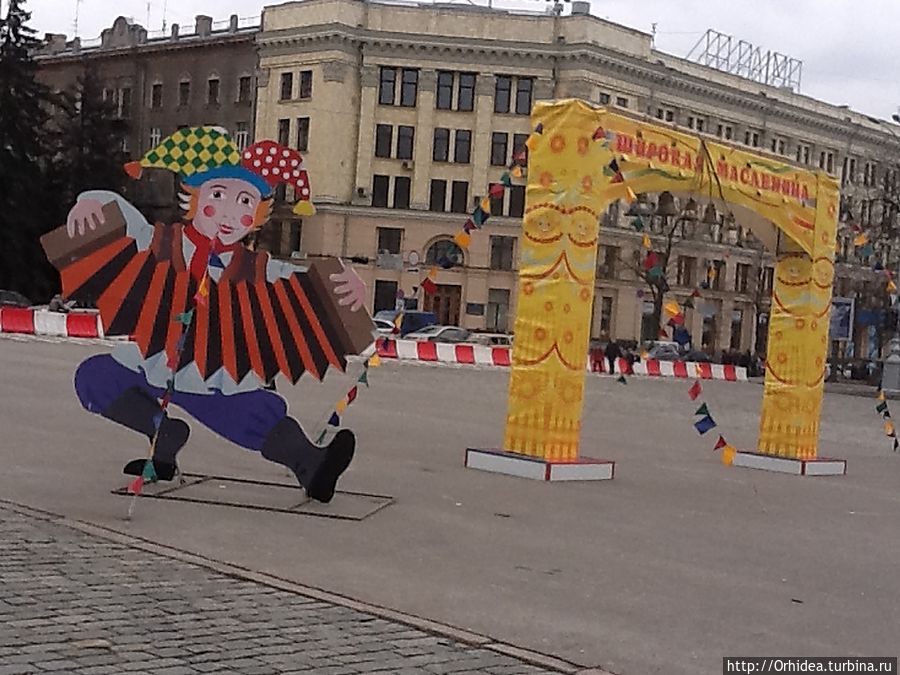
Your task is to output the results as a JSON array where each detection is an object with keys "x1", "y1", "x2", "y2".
[{"x1": 78, "y1": 190, "x2": 154, "y2": 251}]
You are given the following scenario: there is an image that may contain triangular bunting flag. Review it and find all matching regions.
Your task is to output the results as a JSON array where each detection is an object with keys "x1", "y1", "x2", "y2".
[
  {"x1": 695, "y1": 403, "x2": 710, "y2": 417},
  {"x1": 347, "y1": 386, "x2": 358, "y2": 404},
  {"x1": 511, "y1": 165, "x2": 524, "y2": 179},
  {"x1": 368, "y1": 354, "x2": 382, "y2": 368},
  {"x1": 328, "y1": 412, "x2": 340, "y2": 427},
  {"x1": 592, "y1": 126, "x2": 605, "y2": 140},
  {"x1": 888, "y1": 280, "x2": 898, "y2": 293},
  {"x1": 480, "y1": 197, "x2": 492, "y2": 213},
  {"x1": 525, "y1": 135, "x2": 538, "y2": 152},
  {"x1": 358, "y1": 369, "x2": 369, "y2": 387},
  {"x1": 876, "y1": 400, "x2": 888, "y2": 414},
  {"x1": 489, "y1": 183, "x2": 505, "y2": 198},
  {"x1": 664, "y1": 301, "x2": 681, "y2": 317},
  {"x1": 713, "y1": 435, "x2": 727, "y2": 450},
  {"x1": 335, "y1": 399, "x2": 348, "y2": 414},
  {"x1": 141, "y1": 459, "x2": 157, "y2": 482},
  {"x1": 694, "y1": 415, "x2": 717, "y2": 435},
  {"x1": 472, "y1": 206, "x2": 488, "y2": 226},
  {"x1": 631, "y1": 216, "x2": 644, "y2": 232},
  {"x1": 642, "y1": 233, "x2": 651, "y2": 249},
  {"x1": 608, "y1": 159, "x2": 620, "y2": 174},
  {"x1": 885, "y1": 410, "x2": 892, "y2": 420},
  {"x1": 884, "y1": 421, "x2": 895, "y2": 437},
  {"x1": 454, "y1": 231, "x2": 471, "y2": 249},
  {"x1": 127, "y1": 476, "x2": 144, "y2": 495},
  {"x1": 500, "y1": 172, "x2": 513, "y2": 188},
  {"x1": 853, "y1": 232, "x2": 869, "y2": 247},
  {"x1": 616, "y1": 374, "x2": 627, "y2": 384},
  {"x1": 534, "y1": 123, "x2": 544, "y2": 134},
  {"x1": 877, "y1": 390, "x2": 887, "y2": 402},
  {"x1": 421, "y1": 277, "x2": 437, "y2": 295},
  {"x1": 721, "y1": 445, "x2": 736, "y2": 466},
  {"x1": 463, "y1": 219, "x2": 477, "y2": 234},
  {"x1": 174, "y1": 309, "x2": 195, "y2": 325},
  {"x1": 894, "y1": 437, "x2": 899, "y2": 452},
  {"x1": 688, "y1": 379, "x2": 702, "y2": 401},
  {"x1": 428, "y1": 266, "x2": 438, "y2": 281}
]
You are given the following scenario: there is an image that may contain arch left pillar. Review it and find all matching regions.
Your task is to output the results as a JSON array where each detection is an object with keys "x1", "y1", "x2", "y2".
[{"x1": 466, "y1": 99, "x2": 616, "y2": 481}]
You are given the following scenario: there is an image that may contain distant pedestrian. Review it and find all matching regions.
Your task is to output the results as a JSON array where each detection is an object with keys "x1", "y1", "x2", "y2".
[{"x1": 605, "y1": 339, "x2": 621, "y2": 375}]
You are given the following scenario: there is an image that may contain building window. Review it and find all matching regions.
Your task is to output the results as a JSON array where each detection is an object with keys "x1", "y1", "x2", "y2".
[
  {"x1": 457, "y1": 73, "x2": 475, "y2": 111},
  {"x1": 488, "y1": 183, "x2": 504, "y2": 215},
  {"x1": 234, "y1": 122, "x2": 249, "y2": 151},
  {"x1": 151, "y1": 83, "x2": 162, "y2": 108},
  {"x1": 735, "y1": 263, "x2": 751, "y2": 294},
  {"x1": 238, "y1": 75, "x2": 252, "y2": 103},
  {"x1": 687, "y1": 114, "x2": 705, "y2": 132},
  {"x1": 371, "y1": 175, "x2": 390, "y2": 207},
  {"x1": 598, "y1": 92, "x2": 611, "y2": 105},
  {"x1": 819, "y1": 150, "x2": 835, "y2": 174},
  {"x1": 280, "y1": 72, "x2": 293, "y2": 100},
  {"x1": 277, "y1": 118, "x2": 290, "y2": 147},
  {"x1": 149, "y1": 127, "x2": 161, "y2": 148},
  {"x1": 375, "y1": 124, "x2": 393, "y2": 158},
  {"x1": 702, "y1": 312, "x2": 718, "y2": 352},
  {"x1": 515, "y1": 77, "x2": 533, "y2": 115},
  {"x1": 490, "y1": 236, "x2": 515, "y2": 271},
  {"x1": 771, "y1": 137, "x2": 787, "y2": 155},
  {"x1": 864, "y1": 161, "x2": 877, "y2": 187},
  {"x1": 429, "y1": 179, "x2": 447, "y2": 212},
  {"x1": 730, "y1": 309, "x2": 743, "y2": 350},
  {"x1": 513, "y1": 132, "x2": 529, "y2": 164},
  {"x1": 508, "y1": 185, "x2": 525, "y2": 217},
  {"x1": 179, "y1": 80, "x2": 190, "y2": 106},
  {"x1": 490, "y1": 132, "x2": 508, "y2": 166},
  {"x1": 396, "y1": 125, "x2": 414, "y2": 160},
  {"x1": 207, "y1": 78, "x2": 219, "y2": 105},
  {"x1": 377, "y1": 227, "x2": 403, "y2": 254},
  {"x1": 433, "y1": 128, "x2": 450, "y2": 162},
  {"x1": 400, "y1": 68, "x2": 418, "y2": 107},
  {"x1": 450, "y1": 180, "x2": 469, "y2": 213},
  {"x1": 676, "y1": 256, "x2": 695, "y2": 287},
  {"x1": 796, "y1": 143, "x2": 811, "y2": 165},
  {"x1": 494, "y1": 75, "x2": 512, "y2": 113},
  {"x1": 709, "y1": 260, "x2": 725, "y2": 291},
  {"x1": 393, "y1": 176, "x2": 411, "y2": 209},
  {"x1": 436, "y1": 71, "x2": 453, "y2": 110},
  {"x1": 762, "y1": 266, "x2": 774, "y2": 294},
  {"x1": 374, "y1": 280, "x2": 399, "y2": 313},
  {"x1": 288, "y1": 221, "x2": 302, "y2": 254},
  {"x1": 716, "y1": 123, "x2": 733, "y2": 140},
  {"x1": 655, "y1": 107, "x2": 675, "y2": 123},
  {"x1": 744, "y1": 129, "x2": 760, "y2": 147},
  {"x1": 379, "y1": 67, "x2": 396, "y2": 105},
  {"x1": 296, "y1": 117, "x2": 309, "y2": 151},
  {"x1": 454, "y1": 130, "x2": 471, "y2": 164},
  {"x1": 299, "y1": 70, "x2": 312, "y2": 99},
  {"x1": 615, "y1": 96, "x2": 629, "y2": 108},
  {"x1": 425, "y1": 239, "x2": 464, "y2": 266},
  {"x1": 599, "y1": 296, "x2": 613, "y2": 336},
  {"x1": 598, "y1": 246, "x2": 619, "y2": 279},
  {"x1": 487, "y1": 288, "x2": 510, "y2": 332},
  {"x1": 117, "y1": 87, "x2": 132, "y2": 118}
]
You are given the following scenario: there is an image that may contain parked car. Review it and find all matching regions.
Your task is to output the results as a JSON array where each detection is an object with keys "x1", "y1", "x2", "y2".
[
  {"x1": 404, "y1": 325, "x2": 471, "y2": 343},
  {"x1": 647, "y1": 343, "x2": 682, "y2": 361},
  {"x1": 0, "y1": 290, "x2": 31, "y2": 308},
  {"x1": 471, "y1": 332, "x2": 513, "y2": 347},
  {"x1": 373, "y1": 310, "x2": 438, "y2": 337},
  {"x1": 683, "y1": 350, "x2": 712, "y2": 363},
  {"x1": 373, "y1": 318, "x2": 395, "y2": 336}
]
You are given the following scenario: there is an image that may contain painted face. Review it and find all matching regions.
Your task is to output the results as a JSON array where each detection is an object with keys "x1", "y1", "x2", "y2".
[{"x1": 192, "y1": 178, "x2": 263, "y2": 246}]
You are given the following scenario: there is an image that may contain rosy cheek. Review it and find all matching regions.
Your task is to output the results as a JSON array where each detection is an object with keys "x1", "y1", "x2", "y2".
[
  {"x1": 240, "y1": 214, "x2": 254, "y2": 227},
  {"x1": 202, "y1": 205, "x2": 216, "y2": 218}
]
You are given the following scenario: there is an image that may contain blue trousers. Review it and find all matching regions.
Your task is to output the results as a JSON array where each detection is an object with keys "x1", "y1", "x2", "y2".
[{"x1": 74, "y1": 354, "x2": 287, "y2": 451}]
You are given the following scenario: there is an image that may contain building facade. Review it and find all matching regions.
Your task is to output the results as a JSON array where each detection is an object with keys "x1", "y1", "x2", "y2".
[
  {"x1": 35, "y1": 14, "x2": 260, "y2": 224},
  {"x1": 253, "y1": 0, "x2": 900, "y2": 359}
]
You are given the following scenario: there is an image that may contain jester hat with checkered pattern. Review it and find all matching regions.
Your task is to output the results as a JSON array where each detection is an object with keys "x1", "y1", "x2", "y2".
[{"x1": 124, "y1": 126, "x2": 315, "y2": 216}]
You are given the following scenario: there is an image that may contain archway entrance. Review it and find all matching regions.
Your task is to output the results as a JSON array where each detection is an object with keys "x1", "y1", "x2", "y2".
[{"x1": 502, "y1": 100, "x2": 838, "y2": 466}]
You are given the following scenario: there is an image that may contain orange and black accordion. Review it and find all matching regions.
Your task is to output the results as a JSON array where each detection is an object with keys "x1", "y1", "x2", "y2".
[{"x1": 41, "y1": 203, "x2": 374, "y2": 385}]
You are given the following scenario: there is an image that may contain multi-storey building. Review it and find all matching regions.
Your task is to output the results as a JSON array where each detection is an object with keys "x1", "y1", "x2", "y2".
[
  {"x1": 35, "y1": 14, "x2": 260, "y2": 223},
  {"x1": 254, "y1": 0, "x2": 900, "y2": 360}
]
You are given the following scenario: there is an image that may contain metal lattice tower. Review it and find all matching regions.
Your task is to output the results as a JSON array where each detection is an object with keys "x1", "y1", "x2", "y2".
[{"x1": 686, "y1": 29, "x2": 802, "y2": 92}]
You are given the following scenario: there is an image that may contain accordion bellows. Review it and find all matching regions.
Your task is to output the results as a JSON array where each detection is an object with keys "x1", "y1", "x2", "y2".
[{"x1": 42, "y1": 206, "x2": 374, "y2": 386}]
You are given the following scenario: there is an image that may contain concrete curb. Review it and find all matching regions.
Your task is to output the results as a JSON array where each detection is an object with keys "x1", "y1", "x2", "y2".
[
  {"x1": 0, "y1": 499, "x2": 610, "y2": 674},
  {"x1": 0, "y1": 306, "x2": 104, "y2": 339}
]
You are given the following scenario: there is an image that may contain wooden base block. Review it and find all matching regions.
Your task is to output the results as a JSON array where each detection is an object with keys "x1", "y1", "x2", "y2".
[
  {"x1": 731, "y1": 451, "x2": 847, "y2": 476},
  {"x1": 465, "y1": 448, "x2": 615, "y2": 482}
]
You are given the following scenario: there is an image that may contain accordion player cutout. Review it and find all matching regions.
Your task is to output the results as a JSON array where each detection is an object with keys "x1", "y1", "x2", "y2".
[{"x1": 41, "y1": 127, "x2": 374, "y2": 503}]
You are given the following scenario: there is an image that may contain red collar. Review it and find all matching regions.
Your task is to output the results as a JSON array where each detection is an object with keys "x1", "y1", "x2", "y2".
[{"x1": 184, "y1": 224, "x2": 239, "y2": 254}]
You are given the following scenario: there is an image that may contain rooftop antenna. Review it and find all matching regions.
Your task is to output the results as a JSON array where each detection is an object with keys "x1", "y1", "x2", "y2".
[
  {"x1": 146, "y1": 0, "x2": 151, "y2": 27},
  {"x1": 73, "y1": 0, "x2": 83, "y2": 37},
  {"x1": 650, "y1": 22, "x2": 657, "y2": 47},
  {"x1": 161, "y1": 0, "x2": 168, "y2": 31}
]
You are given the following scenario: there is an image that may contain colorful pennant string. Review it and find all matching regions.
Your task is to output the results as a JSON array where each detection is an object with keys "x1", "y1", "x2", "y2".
[{"x1": 875, "y1": 391, "x2": 898, "y2": 451}]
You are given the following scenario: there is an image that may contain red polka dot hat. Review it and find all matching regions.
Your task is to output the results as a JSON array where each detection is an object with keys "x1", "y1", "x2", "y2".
[{"x1": 123, "y1": 127, "x2": 316, "y2": 216}]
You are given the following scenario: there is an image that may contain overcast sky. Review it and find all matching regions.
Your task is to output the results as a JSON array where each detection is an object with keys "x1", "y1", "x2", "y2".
[{"x1": 14, "y1": 0, "x2": 900, "y2": 120}]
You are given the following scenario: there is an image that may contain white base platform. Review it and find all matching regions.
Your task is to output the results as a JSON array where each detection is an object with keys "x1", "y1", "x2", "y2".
[
  {"x1": 731, "y1": 450, "x2": 846, "y2": 476},
  {"x1": 465, "y1": 448, "x2": 615, "y2": 482}
]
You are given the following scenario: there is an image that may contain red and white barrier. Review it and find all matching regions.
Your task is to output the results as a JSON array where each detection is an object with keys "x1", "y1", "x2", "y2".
[
  {"x1": 377, "y1": 338, "x2": 746, "y2": 381},
  {"x1": 0, "y1": 307, "x2": 104, "y2": 339}
]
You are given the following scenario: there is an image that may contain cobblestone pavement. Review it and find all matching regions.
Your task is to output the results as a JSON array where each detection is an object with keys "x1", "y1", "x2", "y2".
[{"x1": 0, "y1": 506, "x2": 563, "y2": 675}]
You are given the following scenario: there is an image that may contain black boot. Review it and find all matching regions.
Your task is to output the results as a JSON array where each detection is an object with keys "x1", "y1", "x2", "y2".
[
  {"x1": 261, "y1": 417, "x2": 355, "y2": 503},
  {"x1": 102, "y1": 387, "x2": 189, "y2": 482}
]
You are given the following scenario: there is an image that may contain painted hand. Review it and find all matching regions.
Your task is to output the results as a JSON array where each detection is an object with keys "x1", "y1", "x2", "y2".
[
  {"x1": 330, "y1": 263, "x2": 366, "y2": 313},
  {"x1": 66, "y1": 199, "x2": 106, "y2": 238}
]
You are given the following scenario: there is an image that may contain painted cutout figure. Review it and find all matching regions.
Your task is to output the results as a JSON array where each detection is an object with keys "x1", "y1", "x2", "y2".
[{"x1": 42, "y1": 127, "x2": 373, "y2": 502}]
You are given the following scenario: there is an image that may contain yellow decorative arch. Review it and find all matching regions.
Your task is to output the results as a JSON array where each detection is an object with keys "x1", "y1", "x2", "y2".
[{"x1": 504, "y1": 100, "x2": 839, "y2": 461}]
